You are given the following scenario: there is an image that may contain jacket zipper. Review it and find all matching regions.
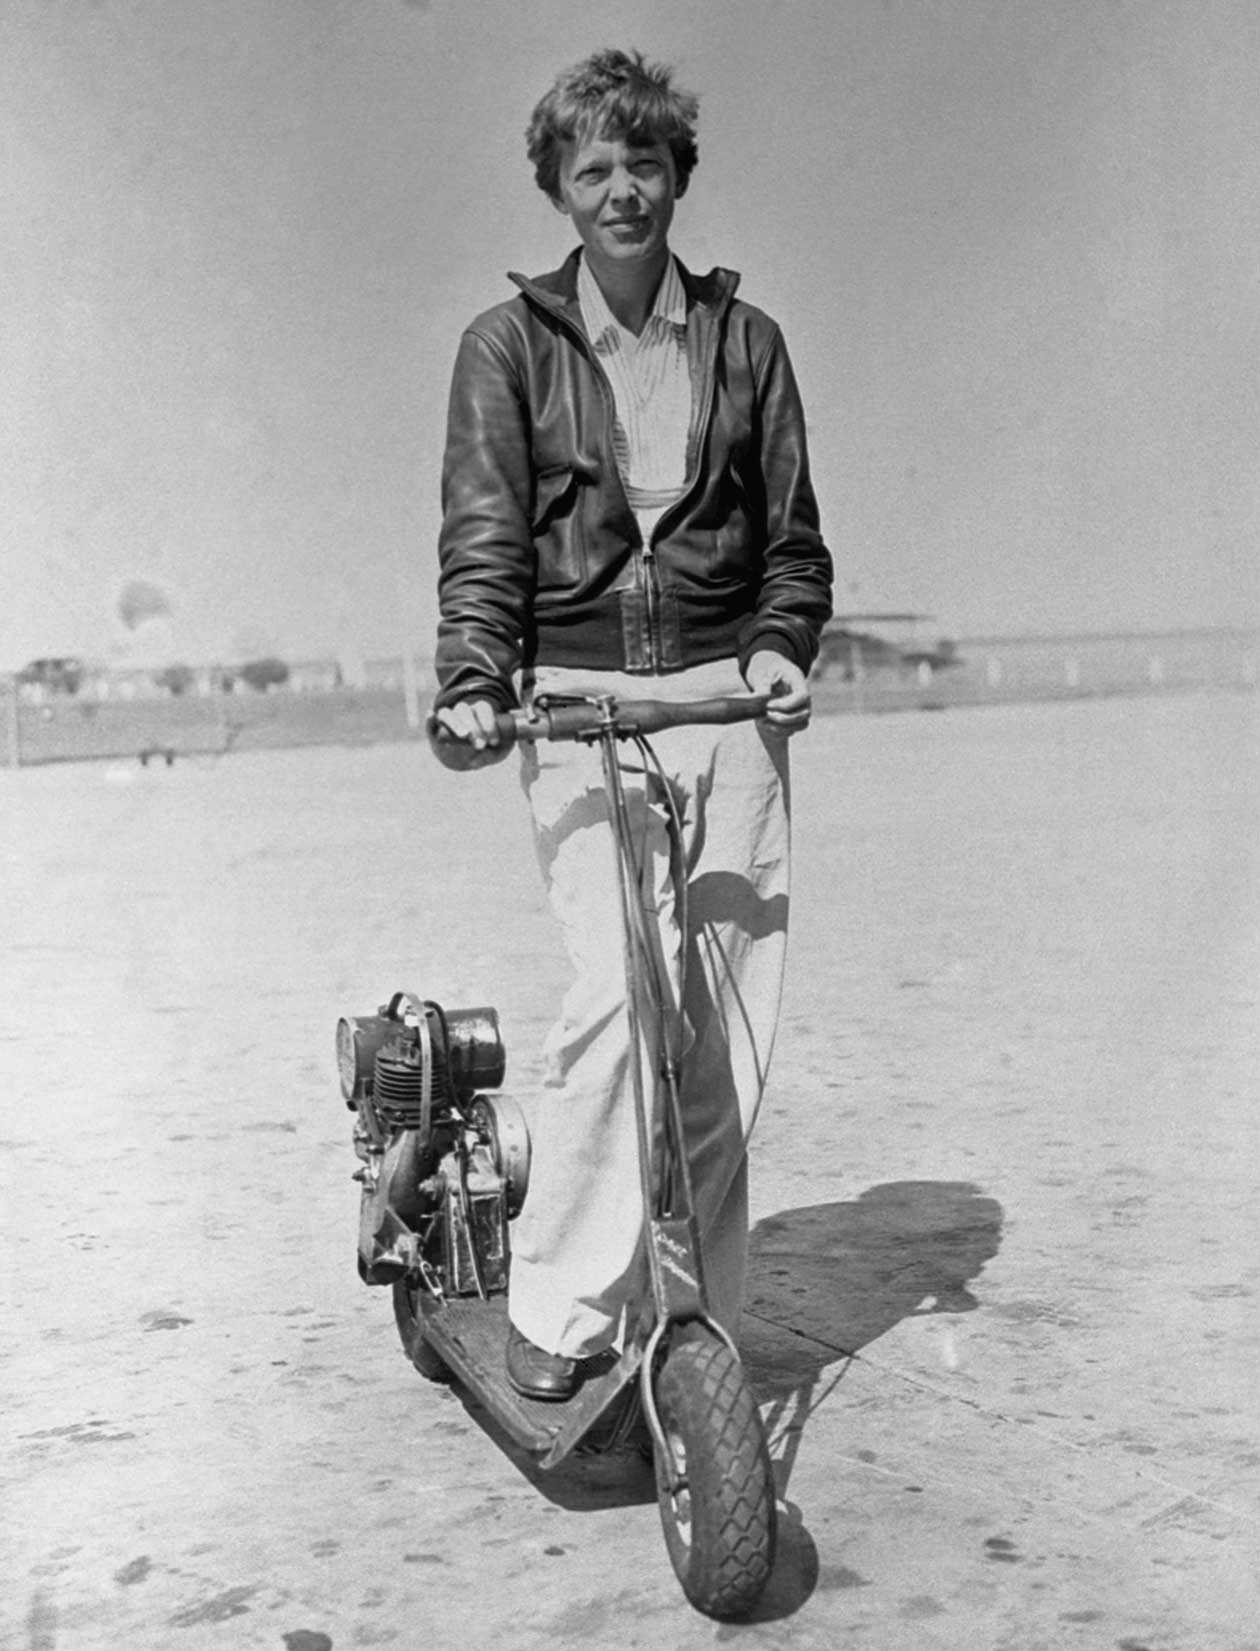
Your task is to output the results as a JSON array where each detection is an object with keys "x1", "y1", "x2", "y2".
[{"x1": 641, "y1": 542, "x2": 661, "y2": 673}]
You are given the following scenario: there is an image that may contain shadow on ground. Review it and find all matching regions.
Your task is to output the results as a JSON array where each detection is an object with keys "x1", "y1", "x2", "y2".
[
  {"x1": 736, "y1": 1180, "x2": 1005, "y2": 1619},
  {"x1": 743, "y1": 1180, "x2": 1005, "y2": 1392}
]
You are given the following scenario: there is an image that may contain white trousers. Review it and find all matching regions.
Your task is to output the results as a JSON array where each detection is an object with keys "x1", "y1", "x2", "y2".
[{"x1": 507, "y1": 659, "x2": 792, "y2": 1358}]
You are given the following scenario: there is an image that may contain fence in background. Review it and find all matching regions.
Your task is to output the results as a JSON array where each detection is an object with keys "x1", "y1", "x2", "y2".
[
  {"x1": 811, "y1": 627, "x2": 1258, "y2": 717},
  {"x1": 2, "y1": 629, "x2": 1256, "y2": 768},
  {"x1": 0, "y1": 684, "x2": 422, "y2": 768}
]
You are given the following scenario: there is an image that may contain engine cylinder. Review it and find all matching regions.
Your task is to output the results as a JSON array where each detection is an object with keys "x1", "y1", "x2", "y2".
[{"x1": 372, "y1": 1035, "x2": 450, "y2": 1132}]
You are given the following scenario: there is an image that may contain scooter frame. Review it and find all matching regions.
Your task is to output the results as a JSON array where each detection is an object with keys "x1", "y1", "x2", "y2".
[{"x1": 389, "y1": 690, "x2": 778, "y2": 1613}]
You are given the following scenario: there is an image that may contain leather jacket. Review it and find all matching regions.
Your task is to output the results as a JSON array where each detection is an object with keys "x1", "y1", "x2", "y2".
[{"x1": 434, "y1": 250, "x2": 833, "y2": 711}]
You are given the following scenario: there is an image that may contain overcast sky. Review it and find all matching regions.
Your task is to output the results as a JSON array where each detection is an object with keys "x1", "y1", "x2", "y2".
[{"x1": 2, "y1": 0, "x2": 1257, "y2": 668}]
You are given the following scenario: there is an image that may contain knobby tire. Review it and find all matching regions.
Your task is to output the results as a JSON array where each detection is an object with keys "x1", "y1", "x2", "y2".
[{"x1": 652, "y1": 1323, "x2": 777, "y2": 1619}]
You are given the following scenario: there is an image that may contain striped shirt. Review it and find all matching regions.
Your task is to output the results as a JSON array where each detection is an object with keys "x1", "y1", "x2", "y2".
[{"x1": 577, "y1": 253, "x2": 692, "y2": 544}]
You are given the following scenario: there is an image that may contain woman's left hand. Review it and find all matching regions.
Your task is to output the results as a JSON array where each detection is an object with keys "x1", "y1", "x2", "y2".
[{"x1": 743, "y1": 650, "x2": 812, "y2": 734}]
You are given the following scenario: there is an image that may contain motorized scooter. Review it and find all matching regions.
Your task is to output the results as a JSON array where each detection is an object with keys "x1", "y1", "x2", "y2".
[{"x1": 336, "y1": 691, "x2": 778, "y2": 1619}]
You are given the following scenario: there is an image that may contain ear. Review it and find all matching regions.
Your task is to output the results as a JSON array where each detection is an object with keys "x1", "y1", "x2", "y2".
[{"x1": 550, "y1": 192, "x2": 570, "y2": 217}]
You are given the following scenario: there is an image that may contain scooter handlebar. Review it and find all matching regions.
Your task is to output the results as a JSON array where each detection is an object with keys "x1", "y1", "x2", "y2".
[
  {"x1": 427, "y1": 693, "x2": 771, "y2": 767},
  {"x1": 505, "y1": 693, "x2": 771, "y2": 743}
]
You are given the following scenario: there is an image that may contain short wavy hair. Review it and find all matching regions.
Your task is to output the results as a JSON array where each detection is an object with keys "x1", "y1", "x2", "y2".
[{"x1": 526, "y1": 49, "x2": 699, "y2": 203}]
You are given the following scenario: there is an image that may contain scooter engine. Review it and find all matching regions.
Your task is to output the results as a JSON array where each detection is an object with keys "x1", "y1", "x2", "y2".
[{"x1": 336, "y1": 994, "x2": 529, "y2": 1296}]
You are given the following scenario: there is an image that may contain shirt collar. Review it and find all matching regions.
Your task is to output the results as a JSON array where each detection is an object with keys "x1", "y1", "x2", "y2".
[{"x1": 577, "y1": 253, "x2": 686, "y2": 352}]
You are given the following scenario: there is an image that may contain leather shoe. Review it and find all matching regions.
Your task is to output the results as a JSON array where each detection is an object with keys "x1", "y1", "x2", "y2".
[{"x1": 505, "y1": 1324, "x2": 577, "y2": 1402}]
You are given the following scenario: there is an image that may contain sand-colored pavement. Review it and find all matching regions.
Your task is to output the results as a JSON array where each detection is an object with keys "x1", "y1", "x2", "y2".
[{"x1": 2, "y1": 691, "x2": 1258, "y2": 1650}]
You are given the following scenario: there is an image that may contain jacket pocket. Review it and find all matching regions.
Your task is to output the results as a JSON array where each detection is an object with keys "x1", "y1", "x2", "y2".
[
  {"x1": 532, "y1": 465, "x2": 587, "y2": 591},
  {"x1": 532, "y1": 465, "x2": 578, "y2": 532}
]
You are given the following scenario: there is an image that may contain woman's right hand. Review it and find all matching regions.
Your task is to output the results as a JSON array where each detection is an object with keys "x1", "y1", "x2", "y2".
[{"x1": 427, "y1": 699, "x2": 511, "y2": 770}]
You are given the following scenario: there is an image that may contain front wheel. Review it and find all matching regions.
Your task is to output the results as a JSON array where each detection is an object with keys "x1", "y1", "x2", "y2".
[
  {"x1": 650, "y1": 1323, "x2": 777, "y2": 1619},
  {"x1": 391, "y1": 1279, "x2": 449, "y2": 1382}
]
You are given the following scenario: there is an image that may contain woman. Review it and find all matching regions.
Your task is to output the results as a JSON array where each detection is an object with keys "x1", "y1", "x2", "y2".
[{"x1": 431, "y1": 48, "x2": 833, "y2": 1399}]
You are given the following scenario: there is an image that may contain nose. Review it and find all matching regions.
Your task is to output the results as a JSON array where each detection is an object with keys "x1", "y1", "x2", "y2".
[{"x1": 608, "y1": 167, "x2": 640, "y2": 208}]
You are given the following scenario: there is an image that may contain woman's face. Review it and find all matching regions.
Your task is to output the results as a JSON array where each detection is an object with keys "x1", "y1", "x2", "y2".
[{"x1": 554, "y1": 132, "x2": 678, "y2": 281}]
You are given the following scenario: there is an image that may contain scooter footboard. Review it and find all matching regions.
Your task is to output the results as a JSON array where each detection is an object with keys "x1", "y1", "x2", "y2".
[{"x1": 421, "y1": 1296, "x2": 644, "y2": 1469}]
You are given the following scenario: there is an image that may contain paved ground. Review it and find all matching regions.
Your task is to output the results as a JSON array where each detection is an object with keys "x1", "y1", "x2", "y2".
[{"x1": 2, "y1": 689, "x2": 1258, "y2": 1651}]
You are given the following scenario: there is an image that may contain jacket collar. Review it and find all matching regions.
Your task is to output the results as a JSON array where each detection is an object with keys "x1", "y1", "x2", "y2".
[{"x1": 509, "y1": 248, "x2": 740, "y2": 323}]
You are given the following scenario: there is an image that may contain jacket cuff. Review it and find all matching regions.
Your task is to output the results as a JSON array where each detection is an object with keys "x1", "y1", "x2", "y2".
[
  {"x1": 431, "y1": 676, "x2": 519, "y2": 715},
  {"x1": 737, "y1": 628, "x2": 811, "y2": 681}
]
